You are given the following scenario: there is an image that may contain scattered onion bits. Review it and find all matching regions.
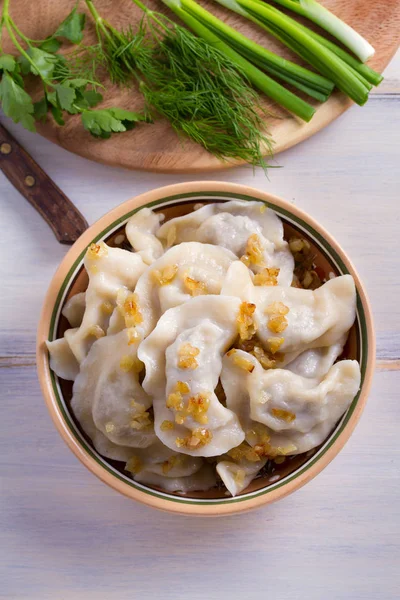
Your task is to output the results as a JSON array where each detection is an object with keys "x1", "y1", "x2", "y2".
[
  {"x1": 86, "y1": 324, "x2": 105, "y2": 340},
  {"x1": 176, "y1": 427, "x2": 213, "y2": 450},
  {"x1": 265, "y1": 301, "x2": 289, "y2": 334},
  {"x1": 178, "y1": 343, "x2": 200, "y2": 369},
  {"x1": 266, "y1": 337, "x2": 285, "y2": 354},
  {"x1": 227, "y1": 349, "x2": 255, "y2": 373},
  {"x1": 119, "y1": 354, "x2": 144, "y2": 372},
  {"x1": 240, "y1": 233, "x2": 265, "y2": 267},
  {"x1": 183, "y1": 273, "x2": 208, "y2": 296},
  {"x1": 152, "y1": 264, "x2": 178, "y2": 286},
  {"x1": 271, "y1": 408, "x2": 296, "y2": 422},
  {"x1": 125, "y1": 455, "x2": 142, "y2": 474},
  {"x1": 86, "y1": 241, "x2": 108, "y2": 260},
  {"x1": 237, "y1": 301, "x2": 257, "y2": 341},
  {"x1": 253, "y1": 267, "x2": 280, "y2": 286}
]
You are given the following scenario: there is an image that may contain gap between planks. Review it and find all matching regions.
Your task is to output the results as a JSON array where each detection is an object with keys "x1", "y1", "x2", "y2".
[{"x1": 1, "y1": 356, "x2": 399, "y2": 371}]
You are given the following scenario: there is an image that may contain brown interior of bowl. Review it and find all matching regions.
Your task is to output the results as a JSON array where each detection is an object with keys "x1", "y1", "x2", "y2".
[{"x1": 55, "y1": 200, "x2": 359, "y2": 499}]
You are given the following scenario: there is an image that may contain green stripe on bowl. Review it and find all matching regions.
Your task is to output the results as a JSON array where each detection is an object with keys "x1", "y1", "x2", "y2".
[{"x1": 47, "y1": 191, "x2": 368, "y2": 505}]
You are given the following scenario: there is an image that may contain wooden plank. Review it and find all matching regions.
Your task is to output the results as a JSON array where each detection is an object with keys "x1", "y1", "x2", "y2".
[
  {"x1": 1, "y1": 356, "x2": 399, "y2": 370},
  {"x1": 1, "y1": 365, "x2": 399, "y2": 599}
]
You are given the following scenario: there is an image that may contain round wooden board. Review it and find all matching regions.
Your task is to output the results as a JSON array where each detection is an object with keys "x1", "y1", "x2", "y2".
[{"x1": 4, "y1": 0, "x2": 400, "y2": 172}]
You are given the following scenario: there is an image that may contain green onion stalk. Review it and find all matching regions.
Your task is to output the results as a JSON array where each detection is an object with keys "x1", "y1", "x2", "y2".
[
  {"x1": 268, "y1": 0, "x2": 375, "y2": 63},
  {"x1": 160, "y1": 0, "x2": 334, "y2": 101},
  {"x1": 158, "y1": 0, "x2": 316, "y2": 121},
  {"x1": 212, "y1": 0, "x2": 382, "y2": 105},
  {"x1": 256, "y1": 0, "x2": 382, "y2": 86}
]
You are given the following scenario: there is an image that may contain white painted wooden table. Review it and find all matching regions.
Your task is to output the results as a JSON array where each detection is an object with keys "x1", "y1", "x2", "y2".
[{"x1": 1, "y1": 53, "x2": 399, "y2": 600}]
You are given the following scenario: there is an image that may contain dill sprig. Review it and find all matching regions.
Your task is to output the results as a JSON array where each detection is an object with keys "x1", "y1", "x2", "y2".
[
  {"x1": 57, "y1": 44, "x2": 106, "y2": 84},
  {"x1": 85, "y1": 0, "x2": 271, "y2": 167}
]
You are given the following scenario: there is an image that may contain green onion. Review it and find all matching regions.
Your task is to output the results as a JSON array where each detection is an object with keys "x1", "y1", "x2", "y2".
[
  {"x1": 212, "y1": 0, "x2": 374, "y2": 105},
  {"x1": 164, "y1": 0, "x2": 334, "y2": 101},
  {"x1": 250, "y1": 2, "x2": 372, "y2": 92},
  {"x1": 252, "y1": 0, "x2": 382, "y2": 86},
  {"x1": 268, "y1": 0, "x2": 375, "y2": 63},
  {"x1": 161, "y1": 0, "x2": 316, "y2": 121}
]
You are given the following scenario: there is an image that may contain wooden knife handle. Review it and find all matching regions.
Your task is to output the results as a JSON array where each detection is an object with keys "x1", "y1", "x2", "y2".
[{"x1": 0, "y1": 122, "x2": 88, "y2": 244}]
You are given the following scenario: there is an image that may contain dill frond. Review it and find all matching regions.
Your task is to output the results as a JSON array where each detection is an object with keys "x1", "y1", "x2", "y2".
[{"x1": 85, "y1": 1, "x2": 271, "y2": 167}]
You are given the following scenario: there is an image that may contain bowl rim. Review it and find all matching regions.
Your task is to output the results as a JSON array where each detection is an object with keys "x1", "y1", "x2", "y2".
[{"x1": 37, "y1": 181, "x2": 375, "y2": 516}]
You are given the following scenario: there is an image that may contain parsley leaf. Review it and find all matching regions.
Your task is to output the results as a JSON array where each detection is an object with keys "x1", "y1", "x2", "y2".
[
  {"x1": 68, "y1": 87, "x2": 103, "y2": 113},
  {"x1": 0, "y1": 55, "x2": 16, "y2": 73},
  {"x1": 51, "y1": 104, "x2": 65, "y2": 126},
  {"x1": 39, "y1": 37, "x2": 62, "y2": 53},
  {"x1": 54, "y1": 6, "x2": 86, "y2": 44},
  {"x1": 82, "y1": 89, "x2": 103, "y2": 107},
  {"x1": 46, "y1": 90, "x2": 58, "y2": 108},
  {"x1": 46, "y1": 88, "x2": 66, "y2": 125},
  {"x1": 0, "y1": 73, "x2": 35, "y2": 131},
  {"x1": 54, "y1": 82, "x2": 77, "y2": 111},
  {"x1": 81, "y1": 108, "x2": 149, "y2": 139},
  {"x1": 110, "y1": 107, "x2": 151, "y2": 130},
  {"x1": 17, "y1": 48, "x2": 60, "y2": 80},
  {"x1": 17, "y1": 55, "x2": 31, "y2": 76},
  {"x1": 46, "y1": 80, "x2": 103, "y2": 115},
  {"x1": 66, "y1": 78, "x2": 94, "y2": 89},
  {"x1": 33, "y1": 97, "x2": 48, "y2": 123},
  {"x1": 17, "y1": 47, "x2": 68, "y2": 82},
  {"x1": 28, "y1": 47, "x2": 59, "y2": 80}
]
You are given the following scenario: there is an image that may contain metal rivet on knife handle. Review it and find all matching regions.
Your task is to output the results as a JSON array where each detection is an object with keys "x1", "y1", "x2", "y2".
[
  {"x1": 24, "y1": 175, "x2": 36, "y2": 187},
  {"x1": 0, "y1": 142, "x2": 12, "y2": 155}
]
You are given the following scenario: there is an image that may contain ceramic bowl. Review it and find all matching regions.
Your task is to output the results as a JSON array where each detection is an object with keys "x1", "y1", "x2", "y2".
[{"x1": 37, "y1": 182, "x2": 375, "y2": 516}]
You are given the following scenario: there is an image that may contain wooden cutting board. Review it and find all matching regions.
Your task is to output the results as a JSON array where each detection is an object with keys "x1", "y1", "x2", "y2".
[{"x1": 4, "y1": 0, "x2": 400, "y2": 172}]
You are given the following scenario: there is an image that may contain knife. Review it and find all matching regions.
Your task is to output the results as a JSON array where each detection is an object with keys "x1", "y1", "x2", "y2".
[{"x1": 0, "y1": 121, "x2": 88, "y2": 244}]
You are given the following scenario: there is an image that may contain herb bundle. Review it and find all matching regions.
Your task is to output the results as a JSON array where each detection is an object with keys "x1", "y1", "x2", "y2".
[
  {"x1": 85, "y1": 0, "x2": 272, "y2": 166},
  {"x1": 0, "y1": 0, "x2": 148, "y2": 137}
]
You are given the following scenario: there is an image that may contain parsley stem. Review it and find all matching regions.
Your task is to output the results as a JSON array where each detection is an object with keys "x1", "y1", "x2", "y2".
[
  {"x1": 2, "y1": 0, "x2": 10, "y2": 17},
  {"x1": 9, "y1": 19, "x2": 36, "y2": 45},
  {"x1": 3, "y1": 19, "x2": 43, "y2": 80},
  {"x1": 2, "y1": 0, "x2": 49, "y2": 79},
  {"x1": 1, "y1": 0, "x2": 33, "y2": 46}
]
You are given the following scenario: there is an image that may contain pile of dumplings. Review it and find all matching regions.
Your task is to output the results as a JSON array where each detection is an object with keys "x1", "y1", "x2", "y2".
[{"x1": 47, "y1": 200, "x2": 361, "y2": 497}]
